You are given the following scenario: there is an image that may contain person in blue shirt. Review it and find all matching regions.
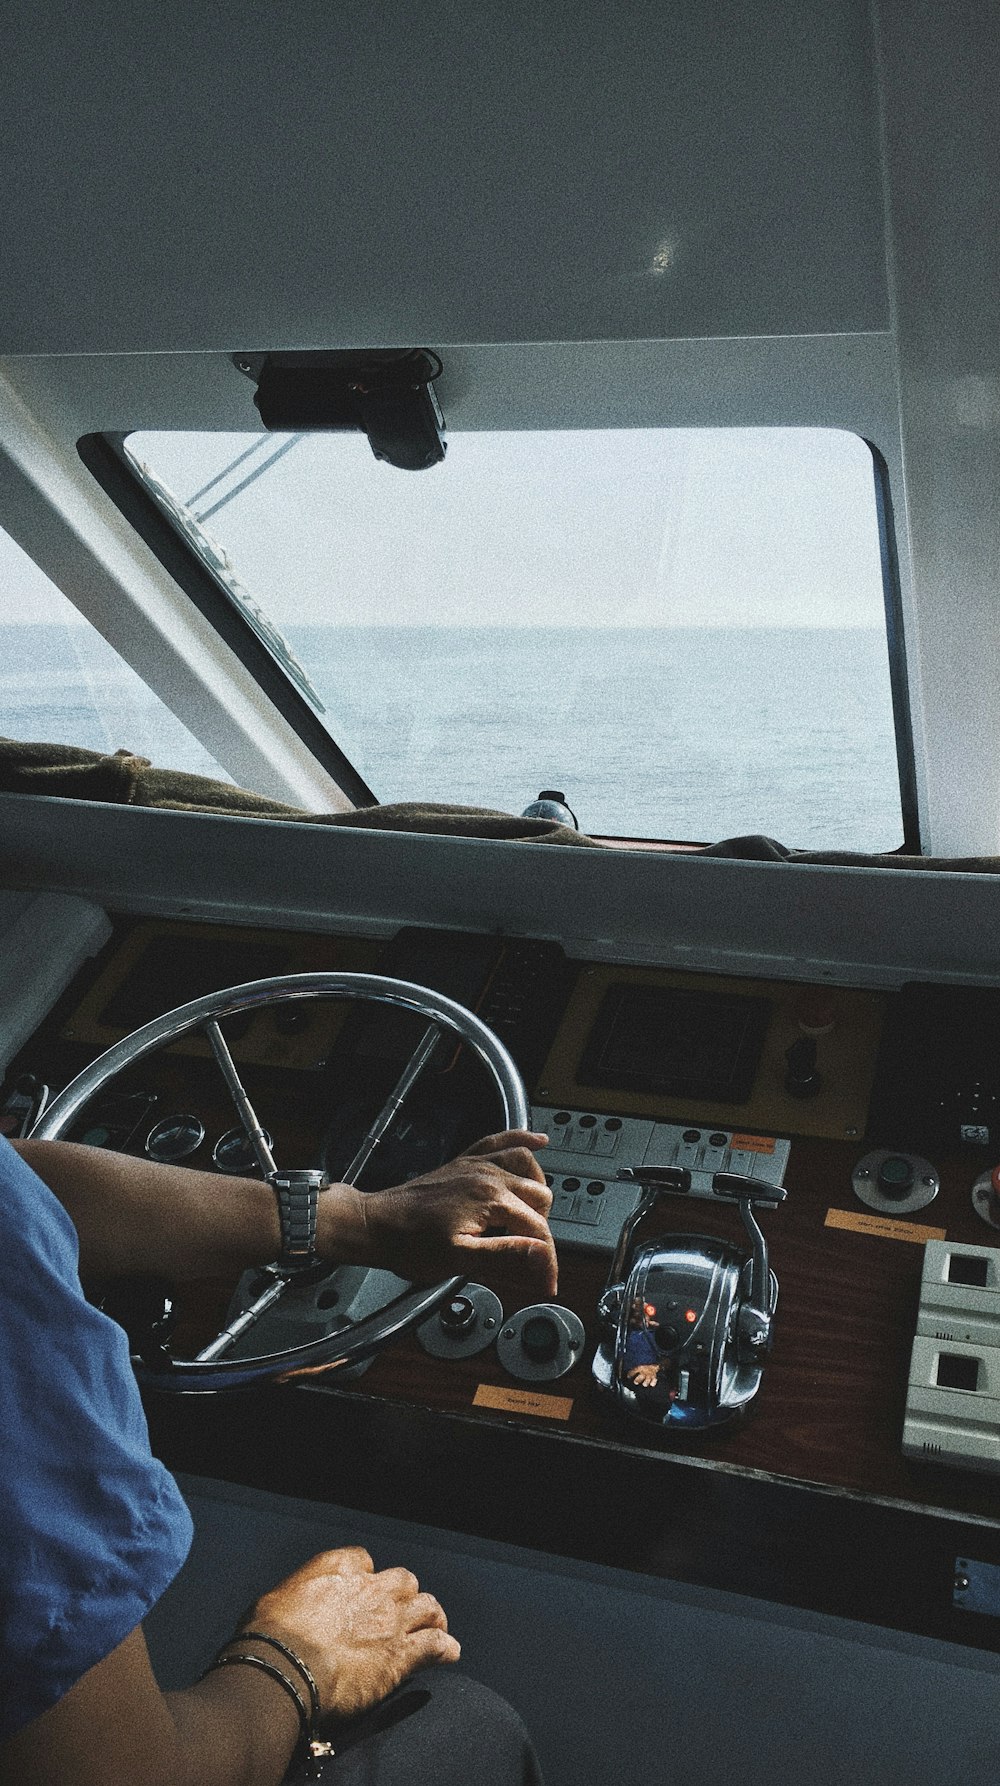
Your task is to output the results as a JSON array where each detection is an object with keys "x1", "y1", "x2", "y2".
[
  {"x1": 623, "y1": 1298, "x2": 680, "y2": 1411},
  {"x1": 0, "y1": 1129, "x2": 554, "y2": 1786}
]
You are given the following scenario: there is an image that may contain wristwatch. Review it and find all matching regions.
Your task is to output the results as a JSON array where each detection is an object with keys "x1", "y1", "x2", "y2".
[{"x1": 269, "y1": 1168, "x2": 326, "y2": 1271}]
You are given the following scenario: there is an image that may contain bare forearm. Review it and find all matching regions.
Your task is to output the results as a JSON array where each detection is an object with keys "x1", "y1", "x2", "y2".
[
  {"x1": 11, "y1": 1125, "x2": 555, "y2": 1294},
  {"x1": 12, "y1": 1140, "x2": 368, "y2": 1283},
  {"x1": 0, "y1": 1626, "x2": 303, "y2": 1786},
  {"x1": 165, "y1": 1670, "x2": 303, "y2": 1786}
]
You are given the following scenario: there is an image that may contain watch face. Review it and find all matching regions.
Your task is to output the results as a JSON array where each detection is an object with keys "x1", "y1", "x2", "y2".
[{"x1": 212, "y1": 1126, "x2": 272, "y2": 1175}]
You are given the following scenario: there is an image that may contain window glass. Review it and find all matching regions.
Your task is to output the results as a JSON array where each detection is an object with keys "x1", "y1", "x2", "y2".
[
  {"x1": 124, "y1": 428, "x2": 904, "y2": 849},
  {"x1": 0, "y1": 525, "x2": 232, "y2": 780}
]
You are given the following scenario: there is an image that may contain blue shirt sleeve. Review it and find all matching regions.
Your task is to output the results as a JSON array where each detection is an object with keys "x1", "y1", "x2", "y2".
[
  {"x1": 0, "y1": 1137, "x2": 193, "y2": 1741},
  {"x1": 624, "y1": 1327, "x2": 659, "y2": 1367}
]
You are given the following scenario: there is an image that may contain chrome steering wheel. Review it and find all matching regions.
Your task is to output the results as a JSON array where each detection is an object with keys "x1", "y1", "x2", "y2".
[{"x1": 33, "y1": 973, "x2": 529, "y2": 1392}]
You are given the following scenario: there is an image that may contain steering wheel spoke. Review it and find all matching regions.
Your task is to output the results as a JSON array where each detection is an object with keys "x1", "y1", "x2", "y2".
[
  {"x1": 203, "y1": 1018, "x2": 278, "y2": 1179},
  {"x1": 32, "y1": 973, "x2": 529, "y2": 1392},
  {"x1": 341, "y1": 1020, "x2": 442, "y2": 1185},
  {"x1": 195, "y1": 1273, "x2": 289, "y2": 1362}
]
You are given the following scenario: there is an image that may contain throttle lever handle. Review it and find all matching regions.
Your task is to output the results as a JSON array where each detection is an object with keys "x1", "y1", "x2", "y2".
[
  {"x1": 616, "y1": 1165, "x2": 692, "y2": 1193},
  {"x1": 712, "y1": 1171, "x2": 787, "y2": 1206}
]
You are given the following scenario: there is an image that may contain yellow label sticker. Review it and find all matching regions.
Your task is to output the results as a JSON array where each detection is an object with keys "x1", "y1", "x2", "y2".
[
  {"x1": 731, "y1": 1134, "x2": 776, "y2": 1154},
  {"x1": 824, "y1": 1207, "x2": 946, "y2": 1244},
  {"x1": 473, "y1": 1384, "x2": 573, "y2": 1421}
]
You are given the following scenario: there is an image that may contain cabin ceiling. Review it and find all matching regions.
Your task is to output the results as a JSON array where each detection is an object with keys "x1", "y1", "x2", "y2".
[{"x1": 0, "y1": 0, "x2": 886, "y2": 355}]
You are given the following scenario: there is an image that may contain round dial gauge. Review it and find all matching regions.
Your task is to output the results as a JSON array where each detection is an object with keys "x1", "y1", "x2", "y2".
[
  {"x1": 212, "y1": 1125, "x2": 273, "y2": 1176},
  {"x1": 145, "y1": 1114, "x2": 205, "y2": 1163}
]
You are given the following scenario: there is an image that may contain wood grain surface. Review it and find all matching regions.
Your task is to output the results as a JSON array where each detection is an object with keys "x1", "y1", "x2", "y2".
[{"x1": 301, "y1": 1136, "x2": 1000, "y2": 1524}]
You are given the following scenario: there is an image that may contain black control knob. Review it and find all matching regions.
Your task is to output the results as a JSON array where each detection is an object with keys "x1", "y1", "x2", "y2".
[
  {"x1": 784, "y1": 1036, "x2": 822, "y2": 1098},
  {"x1": 439, "y1": 1295, "x2": 477, "y2": 1337},
  {"x1": 990, "y1": 1165, "x2": 1000, "y2": 1225},
  {"x1": 520, "y1": 1314, "x2": 561, "y2": 1364},
  {"x1": 877, "y1": 1154, "x2": 915, "y2": 1199}
]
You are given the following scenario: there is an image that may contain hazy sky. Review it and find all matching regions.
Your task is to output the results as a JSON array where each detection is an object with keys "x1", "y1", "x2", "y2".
[{"x1": 0, "y1": 427, "x2": 887, "y2": 629}]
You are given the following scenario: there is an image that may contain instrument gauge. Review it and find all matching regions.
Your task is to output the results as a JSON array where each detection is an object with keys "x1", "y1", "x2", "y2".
[
  {"x1": 145, "y1": 1114, "x2": 205, "y2": 1163},
  {"x1": 213, "y1": 1125, "x2": 273, "y2": 1176}
]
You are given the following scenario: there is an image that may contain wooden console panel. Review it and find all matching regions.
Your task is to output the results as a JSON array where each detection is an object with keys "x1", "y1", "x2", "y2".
[
  {"x1": 302, "y1": 1137, "x2": 1000, "y2": 1523},
  {"x1": 14, "y1": 916, "x2": 1000, "y2": 1646}
]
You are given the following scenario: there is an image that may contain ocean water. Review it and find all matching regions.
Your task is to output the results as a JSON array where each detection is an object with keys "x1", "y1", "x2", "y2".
[{"x1": 0, "y1": 623, "x2": 904, "y2": 851}]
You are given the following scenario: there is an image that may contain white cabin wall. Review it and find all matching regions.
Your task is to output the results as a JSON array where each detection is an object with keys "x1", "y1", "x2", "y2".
[
  {"x1": 0, "y1": 2, "x2": 886, "y2": 352},
  {"x1": 1, "y1": 3, "x2": 996, "y2": 855},
  {"x1": 875, "y1": 2, "x2": 1000, "y2": 855}
]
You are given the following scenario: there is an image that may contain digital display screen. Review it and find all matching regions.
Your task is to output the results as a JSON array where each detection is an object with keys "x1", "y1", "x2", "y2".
[{"x1": 577, "y1": 983, "x2": 771, "y2": 1102}]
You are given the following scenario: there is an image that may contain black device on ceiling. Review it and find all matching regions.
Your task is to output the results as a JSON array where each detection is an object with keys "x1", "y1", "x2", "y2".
[{"x1": 243, "y1": 349, "x2": 446, "y2": 471}]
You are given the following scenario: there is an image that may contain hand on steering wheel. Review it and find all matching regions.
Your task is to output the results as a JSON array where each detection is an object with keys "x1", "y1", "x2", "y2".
[
  {"x1": 33, "y1": 973, "x2": 538, "y2": 1392},
  {"x1": 351, "y1": 1128, "x2": 555, "y2": 1296}
]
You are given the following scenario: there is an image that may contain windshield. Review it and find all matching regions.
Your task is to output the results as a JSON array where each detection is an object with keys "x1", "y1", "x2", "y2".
[
  {"x1": 0, "y1": 521, "x2": 232, "y2": 781},
  {"x1": 124, "y1": 427, "x2": 905, "y2": 850}
]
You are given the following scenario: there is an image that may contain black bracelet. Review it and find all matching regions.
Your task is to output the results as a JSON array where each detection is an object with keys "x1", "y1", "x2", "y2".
[
  {"x1": 200, "y1": 1650, "x2": 336, "y2": 1778},
  {"x1": 233, "y1": 1630, "x2": 321, "y2": 1723}
]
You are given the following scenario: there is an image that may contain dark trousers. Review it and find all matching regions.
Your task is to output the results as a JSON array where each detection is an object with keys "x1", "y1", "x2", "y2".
[{"x1": 288, "y1": 1669, "x2": 544, "y2": 1786}]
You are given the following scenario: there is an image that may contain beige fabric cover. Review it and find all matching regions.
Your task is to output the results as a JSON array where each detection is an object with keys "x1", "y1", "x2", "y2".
[
  {"x1": 0, "y1": 740, "x2": 598, "y2": 846},
  {"x1": 4, "y1": 739, "x2": 1000, "y2": 871}
]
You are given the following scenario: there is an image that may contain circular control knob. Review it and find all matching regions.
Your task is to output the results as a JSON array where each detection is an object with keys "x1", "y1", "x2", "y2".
[
  {"x1": 852, "y1": 1148, "x2": 938, "y2": 1215},
  {"x1": 439, "y1": 1294, "x2": 477, "y2": 1337},
  {"x1": 971, "y1": 1163, "x2": 1000, "y2": 1231},
  {"x1": 795, "y1": 989, "x2": 837, "y2": 1036},
  {"x1": 784, "y1": 1036, "x2": 822, "y2": 1098},
  {"x1": 417, "y1": 1283, "x2": 503, "y2": 1359},
  {"x1": 520, "y1": 1314, "x2": 561, "y2": 1364},
  {"x1": 496, "y1": 1303, "x2": 586, "y2": 1381},
  {"x1": 877, "y1": 1154, "x2": 915, "y2": 1199}
]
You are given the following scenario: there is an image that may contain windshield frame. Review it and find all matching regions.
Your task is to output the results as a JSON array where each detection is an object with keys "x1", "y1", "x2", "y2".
[
  {"x1": 77, "y1": 431, "x2": 377, "y2": 808},
  {"x1": 78, "y1": 429, "x2": 920, "y2": 851}
]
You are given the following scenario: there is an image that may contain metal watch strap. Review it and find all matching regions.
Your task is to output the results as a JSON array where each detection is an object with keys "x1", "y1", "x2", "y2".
[{"x1": 269, "y1": 1168, "x2": 325, "y2": 1271}]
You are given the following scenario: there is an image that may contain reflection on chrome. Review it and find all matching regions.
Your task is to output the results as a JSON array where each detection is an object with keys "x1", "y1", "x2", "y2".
[{"x1": 594, "y1": 1176, "x2": 784, "y2": 1431}]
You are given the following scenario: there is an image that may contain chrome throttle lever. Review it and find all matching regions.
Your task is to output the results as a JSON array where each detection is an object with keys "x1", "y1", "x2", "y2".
[
  {"x1": 598, "y1": 1167, "x2": 692, "y2": 1331},
  {"x1": 711, "y1": 1171, "x2": 786, "y2": 1361},
  {"x1": 594, "y1": 1163, "x2": 786, "y2": 1428}
]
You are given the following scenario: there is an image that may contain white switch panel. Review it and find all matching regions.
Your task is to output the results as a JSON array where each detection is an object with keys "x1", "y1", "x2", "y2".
[
  {"x1": 903, "y1": 1239, "x2": 1000, "y2": 1473},
  {"x1": 531, "y1": 1104, "x2": 790, "y2": 1255}
]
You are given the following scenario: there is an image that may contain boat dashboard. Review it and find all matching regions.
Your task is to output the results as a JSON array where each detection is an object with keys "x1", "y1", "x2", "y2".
[{"x1": 9, "y1": 886, "x2": 1000, "y2": 1652}]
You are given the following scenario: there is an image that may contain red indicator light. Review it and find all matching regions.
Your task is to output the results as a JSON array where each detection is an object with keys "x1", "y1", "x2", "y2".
[
  {"x1": 643, "y1": 1303, "x2": 657, "y2": 1318},
  {"x1": 684, "y1": 1308, "x2": 698, "y2": 1323}
]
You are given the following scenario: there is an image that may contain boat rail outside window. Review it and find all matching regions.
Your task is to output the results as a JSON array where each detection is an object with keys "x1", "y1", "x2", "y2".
[
  {"x1": 86, "y1": 427, "x2": 913, "y2": 852},
  {"x1": 0, "y1": 521, "x2": 233, "y2": 782}
]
